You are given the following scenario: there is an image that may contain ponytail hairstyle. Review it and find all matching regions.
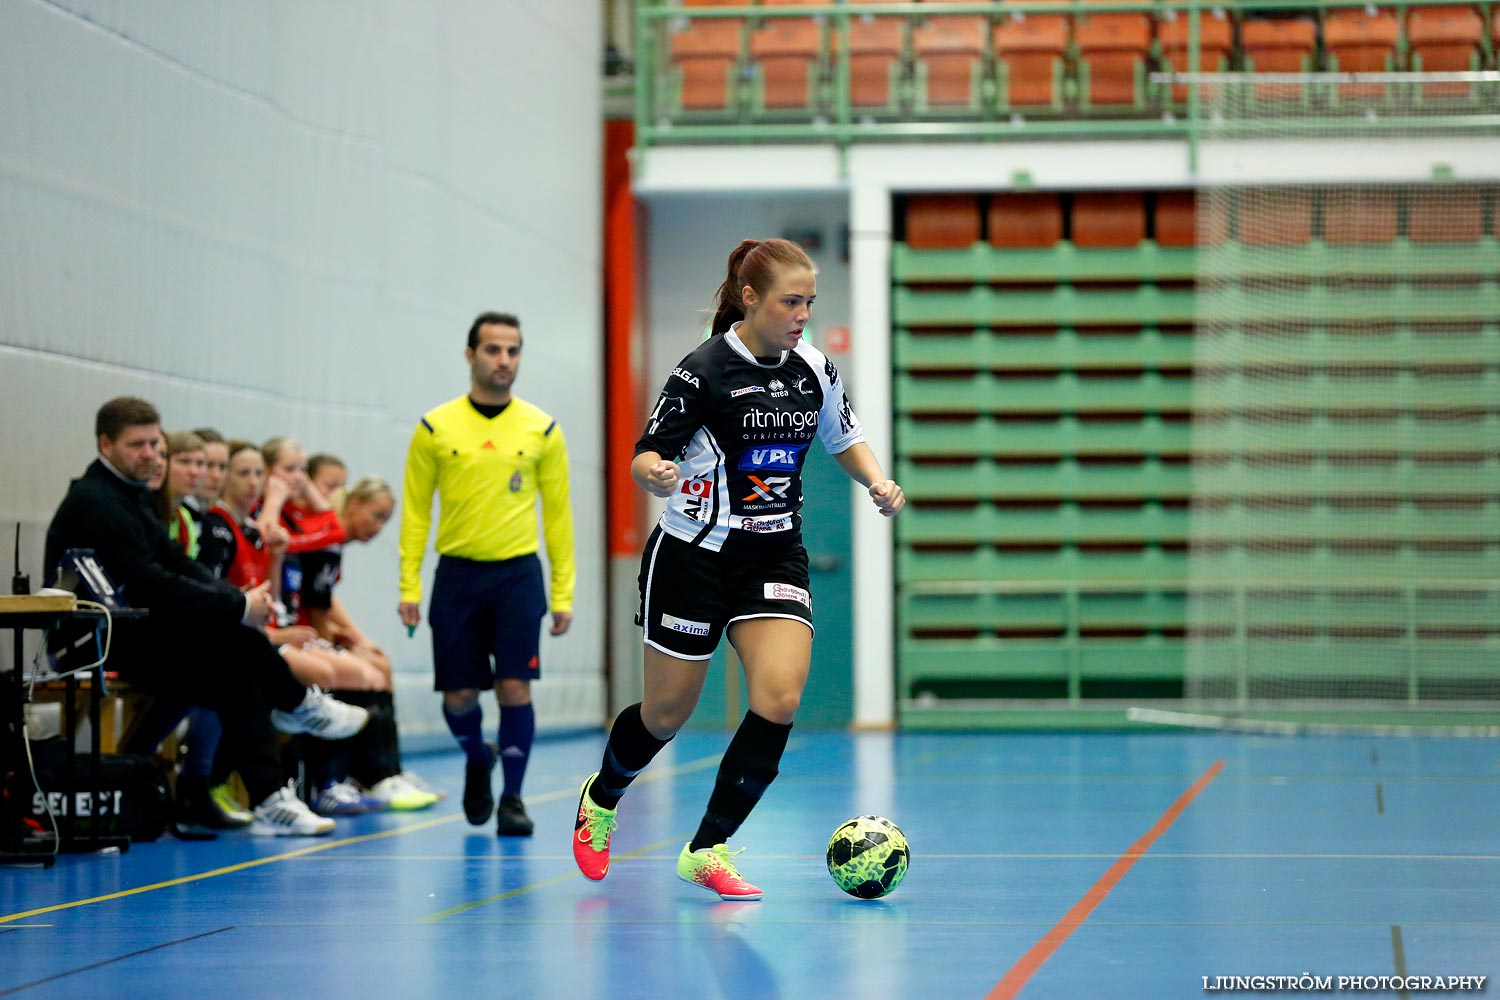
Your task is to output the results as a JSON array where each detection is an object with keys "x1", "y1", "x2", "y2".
[{"x1": 708, "y1": 238, "x2": 817, "y2": 336}]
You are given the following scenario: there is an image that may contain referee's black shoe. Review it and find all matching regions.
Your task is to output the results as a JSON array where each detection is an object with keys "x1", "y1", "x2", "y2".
[
  {"x1": 463, "y1": 752, "x2": 495, "y2": 826},
  {"x1": 495, "y1": 795, "x2": 533, "y2": 837}
]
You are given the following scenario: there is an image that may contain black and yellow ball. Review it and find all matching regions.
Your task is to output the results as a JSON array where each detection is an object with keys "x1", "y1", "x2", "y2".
[{"x1": 826, "y1": 815, "x2": 909, "y2": 899}]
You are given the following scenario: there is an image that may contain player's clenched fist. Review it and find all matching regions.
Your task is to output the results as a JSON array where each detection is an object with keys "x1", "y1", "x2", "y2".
[
  {"x1": 641, "y1": 460, "x2": 681, "y2": 498},
  {"x1": 868, "y1": 479, "x2": 905, "y2": 517}
]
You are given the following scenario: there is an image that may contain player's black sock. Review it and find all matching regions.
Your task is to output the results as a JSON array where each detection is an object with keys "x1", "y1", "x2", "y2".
[
  {"x1": 304, "y1": 689, "x2": 380, "y2": 790},
  {"x1": 689, "y1": 710, "x2": 791, "y2": 853},
  {"x1": 350, "y1": 691, "x2": 401, "y2": 788},
  {"x1": 591, "y1": 703, "x2": 672, "y2": 809}
]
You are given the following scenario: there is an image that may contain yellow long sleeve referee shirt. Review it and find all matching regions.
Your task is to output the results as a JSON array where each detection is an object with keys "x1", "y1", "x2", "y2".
[{"x1": 399, "y1": 395, "x2": 576, "y2": 612}]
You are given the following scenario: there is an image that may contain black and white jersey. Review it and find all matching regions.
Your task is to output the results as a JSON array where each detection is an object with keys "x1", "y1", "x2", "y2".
[{"x1": 636, "y1": 327, "x2": 864, "y2": 551}]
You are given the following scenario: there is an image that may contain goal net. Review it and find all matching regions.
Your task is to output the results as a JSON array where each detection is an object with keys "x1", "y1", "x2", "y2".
[{"x1": 1177, "y1": 72, "x2": 1500, "y2": 732}]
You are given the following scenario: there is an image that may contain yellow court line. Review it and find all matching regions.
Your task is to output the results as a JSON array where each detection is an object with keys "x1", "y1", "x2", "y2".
[
  {"x1": 0, "y1": 812, "x2": 461, "y2": 925},
  {"x1": 420, "y1": 835, "x2": 687, "y2": 923},
  {"x1": 901, "y1": 741, "x2": 977, "y2": 769},
  {"x1": 2, "y1": 749, "x2": 732, "y2": 926}
]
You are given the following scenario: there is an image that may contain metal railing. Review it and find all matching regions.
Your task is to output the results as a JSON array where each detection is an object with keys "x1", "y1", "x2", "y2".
[{"x1": 633, "y1": 0, "x2": 1500, "y2": 161}]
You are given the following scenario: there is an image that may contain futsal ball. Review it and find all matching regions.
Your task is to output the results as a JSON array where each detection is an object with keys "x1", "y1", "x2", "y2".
[{"x1": 826, "y1": 815, "x2": 909, "y2": 899}]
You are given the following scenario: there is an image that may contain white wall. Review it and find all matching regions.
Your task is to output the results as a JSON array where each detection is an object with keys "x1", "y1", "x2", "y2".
[{"x1": 0, "y1": 0, "x2": 605, "y2": 734}]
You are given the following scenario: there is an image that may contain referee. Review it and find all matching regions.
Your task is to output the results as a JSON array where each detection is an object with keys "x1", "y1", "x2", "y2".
[{"x1": 399, "y1": 311, "x2": 576, "y2": 836}]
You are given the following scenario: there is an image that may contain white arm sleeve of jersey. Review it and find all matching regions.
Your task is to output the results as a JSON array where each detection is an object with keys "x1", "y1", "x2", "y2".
[{"x1": 800, "y1": 342, "x2": 865, "y2": 455}]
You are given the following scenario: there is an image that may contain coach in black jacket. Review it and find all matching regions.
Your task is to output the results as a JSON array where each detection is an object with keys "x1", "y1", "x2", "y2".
[{"x1": 44, "y1": 397, "x2": 367, "y2": 835}]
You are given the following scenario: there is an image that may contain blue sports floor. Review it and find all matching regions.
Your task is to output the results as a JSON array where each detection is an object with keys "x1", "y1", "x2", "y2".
[{"x1": 3, "y1": 730, "x2": 1497, "y2": 999}]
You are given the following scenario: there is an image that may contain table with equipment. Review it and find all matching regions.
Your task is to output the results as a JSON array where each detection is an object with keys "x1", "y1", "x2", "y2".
[{"x1": 1, "y1": 592, "x2": 136, "y2": 864}]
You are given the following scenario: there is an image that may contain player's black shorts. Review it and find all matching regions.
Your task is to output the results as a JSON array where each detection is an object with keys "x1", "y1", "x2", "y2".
[
  {"x1": 430, "y1": 553, "x2": 546, "y2": 691},
  {"x1": 636, "y1": 526, "x2": 814, "y2": 660}
]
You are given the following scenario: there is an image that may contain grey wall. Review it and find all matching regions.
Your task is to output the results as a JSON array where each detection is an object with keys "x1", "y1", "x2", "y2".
[{"x1": 0, "y1": 0, "x2": 606, "y2": 733}]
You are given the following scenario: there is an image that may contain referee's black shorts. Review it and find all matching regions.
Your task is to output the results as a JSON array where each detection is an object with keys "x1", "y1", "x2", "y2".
[
  {"x1": 429, "y1": 553, "x2": 547, "y2": 691},
  {"x1": 635, "y1": 526, "x2": 814, "y2": 660}
]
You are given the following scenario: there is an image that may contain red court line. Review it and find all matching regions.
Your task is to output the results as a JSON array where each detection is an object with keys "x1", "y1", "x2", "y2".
[{"x1": 985, "y1": 758, "x2": 1226, "y2": 1000}]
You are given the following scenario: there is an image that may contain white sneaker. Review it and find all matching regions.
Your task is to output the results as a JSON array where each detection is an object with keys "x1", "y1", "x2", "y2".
[
  {"x1": 397, "y1": 770, "x2": 447, "y2": 801},
  {"x1": 313, "y1": 778, "x2": 382, "y2": 816},
  {"x1": 250, "y1": 782, "x2": 336, "y2": 836},
  {"x1": 366, "y1": 774, "x2": 439, "y2": 812},
  {"x1": 271, "y1": 686, "x2": 369, "y2": 739}
]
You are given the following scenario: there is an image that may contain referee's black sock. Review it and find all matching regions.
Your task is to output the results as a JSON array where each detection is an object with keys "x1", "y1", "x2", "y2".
[
  {"x1": 689, "y1": 710, "x2": 792, "y2": 853},
  {"x1": 590, "y1": 703, "x2": 672, "y2": 809},
  {"x1": 443, "y1": 702, "x2": 491, "y2": 767},
  {"x1": 497, "y1": 703, "x2": 534, "y2": 800}
]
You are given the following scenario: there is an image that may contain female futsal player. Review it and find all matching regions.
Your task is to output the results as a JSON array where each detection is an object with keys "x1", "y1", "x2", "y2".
[{"x1": 570, "y1": 238, "x2": 904, "y2": 899}]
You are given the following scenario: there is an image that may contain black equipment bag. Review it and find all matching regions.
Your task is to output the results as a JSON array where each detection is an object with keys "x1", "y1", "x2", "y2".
[{"x1": 19, "y1": 738, "x2": 170, "y2": 843}]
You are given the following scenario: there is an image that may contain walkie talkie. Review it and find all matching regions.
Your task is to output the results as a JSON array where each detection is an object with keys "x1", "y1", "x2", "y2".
[{"x1": 11, "y1": 524, "x2": 28, "y2": 595}]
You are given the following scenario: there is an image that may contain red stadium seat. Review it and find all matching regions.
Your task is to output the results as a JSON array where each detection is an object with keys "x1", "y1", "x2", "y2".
[
  {"x1": 993, "y1": 7, "x2": 1071, "y2": 110},
  {"x1": 1408, "y1": 188, "x2": 1484, "y2": 244},
  {"x1": 988, "y1": 192, "x2": 1064, "y2": 248},
  {"x1": 1237, "y1": 189, "x2": 1313, "y2": 246},
  {"x1": 912, "y1": 14, "x2": 990, "y2": 110},
  {"x1": 1075, "y1": 12, "x2": 1153, "y2": 107},
  {"x1": 1406, "y1": 6, "x2": 1485, "y2": 98},
  {"x1": 1072, "y1": 192, "x2": 1147, "y2": 247},
  {"x1": 1324, "y1": 8, "x2": 1401, "y2": 99},
  {"x1": 1155, "y1": 190, "x2": 1228, "y2": 248},
  {"x1": 750, "y1": 1, "x2": 823, "y2": 112},
  {"x1": 906, "y1": 195, "x2": 983, "y2": 249},
  {"x1": 831, "y1": 0, "x2": 908, "y2": 112},
  {"x1": 1241, "y1": 18, "x2": 1318, "y2": 100},
  {"x1": 1156, "y1": 12, "x2": 1234, "y2": 104},
  {"x1": 669, "y1": 11, "x2": 745, "y2": 112},
  {"x1": 1323, "y1": 189, "x2": 1399, "y2": 246}
]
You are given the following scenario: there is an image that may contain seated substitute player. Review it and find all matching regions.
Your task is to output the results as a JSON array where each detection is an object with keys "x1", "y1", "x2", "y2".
[
  {"x1": 569, "y1": 238, "x2": 904, "y2": 899},
  {"x1": 199, "y1": 440, "x2": 385, "y2": 694},
  {"x1": 185, "y1": 427, "x2": 229, "y2": 525},
  {"x1": 304, "y1": 453, "x2": 442, "y2": 803},
  {"x1": 298, "y1": 473, "x2": 439, "y2": 811},
  {"x1": 307, "y1": 453, "x2": 347, "y2": 497},
  {"x1": 123, "y1": 428, "x2": 250, "y2": 835},
  {"x1": 162, "y1": 430, "x2": 207, "y2": 556},
  {"x1": 175, "y1": 425, "x2": 259, "y2": 825},
  {"x1": 289, "y1": 451, "x2": 399, "y2": 681}
]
